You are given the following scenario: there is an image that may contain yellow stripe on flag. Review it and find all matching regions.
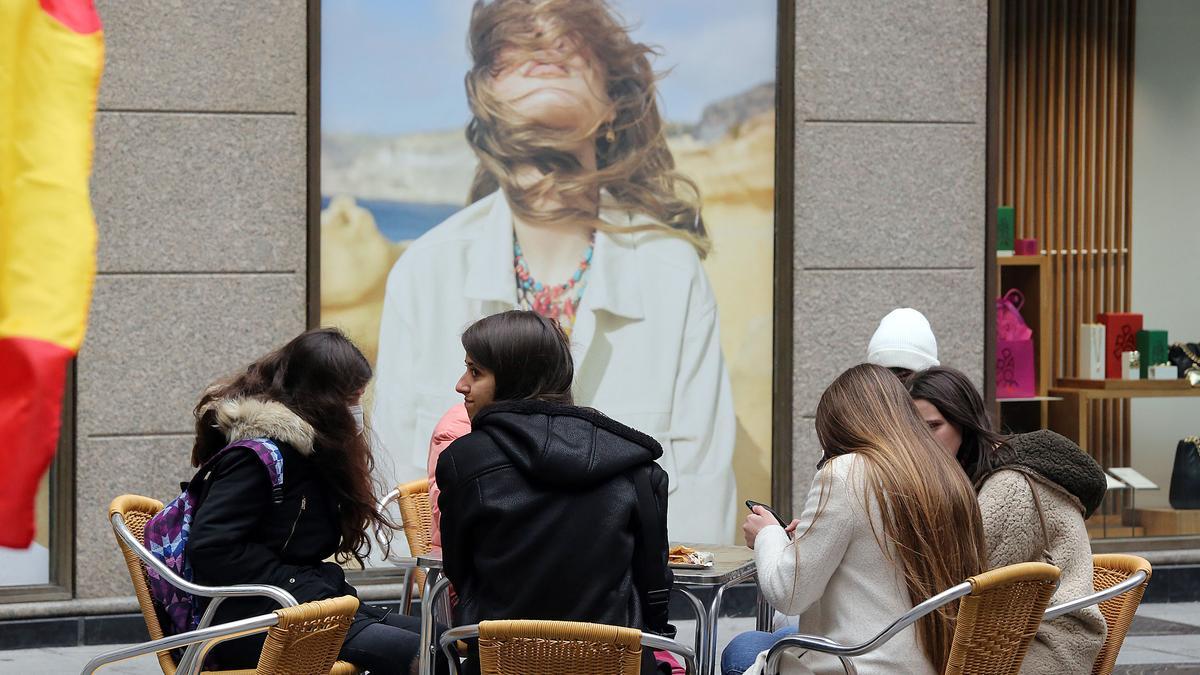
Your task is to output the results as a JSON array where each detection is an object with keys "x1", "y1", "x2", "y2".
[{"x1": 0, "y1": 0, "x2": 103, "y2": 352}]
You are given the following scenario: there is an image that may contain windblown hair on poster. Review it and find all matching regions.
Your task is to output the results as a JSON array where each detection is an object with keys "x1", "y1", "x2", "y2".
[{"x1": 464, "y1": 0, "x2": 710, "y2": 257}]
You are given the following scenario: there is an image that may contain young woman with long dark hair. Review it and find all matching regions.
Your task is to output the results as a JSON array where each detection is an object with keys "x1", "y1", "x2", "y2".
[
  {"x1": 185, "y1": 328, "x2": 443, "y2": 675},
  {"x1": 906, "y1": 366, "x2": 1107, "y2": 674},
  {"x1": 435, "y1": 310, "x2": 676, "y2": 675},
  {"x1": 728, "y1": 364, "x2": 988, "y2": 674}
]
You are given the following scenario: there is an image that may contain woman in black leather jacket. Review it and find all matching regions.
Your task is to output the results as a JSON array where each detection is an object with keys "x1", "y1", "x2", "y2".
[
  {"x1": 186, "y1": 328, "x2": 444, "y2": 674},
  {"x1": 436, "y1": 310, "x2": 675, "y2": 675}
]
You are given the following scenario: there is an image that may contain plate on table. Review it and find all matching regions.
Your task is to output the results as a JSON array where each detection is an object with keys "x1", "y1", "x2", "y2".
[{"x1": 668, "y1": 545, "x2": 714, "y2": 569}]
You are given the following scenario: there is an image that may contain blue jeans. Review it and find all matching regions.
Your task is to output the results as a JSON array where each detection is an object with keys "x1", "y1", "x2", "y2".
[{"x1": 721, "y1": 626, "x2": 797, "y2": 675}]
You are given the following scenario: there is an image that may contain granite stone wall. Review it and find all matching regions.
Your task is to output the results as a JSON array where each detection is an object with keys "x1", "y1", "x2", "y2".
[
  {"x1": 75, "y1": 0, "x2": 309, "y2": 599},
  {"x1": 789, "y1": 0, "x2": 989, "y2": 504}
]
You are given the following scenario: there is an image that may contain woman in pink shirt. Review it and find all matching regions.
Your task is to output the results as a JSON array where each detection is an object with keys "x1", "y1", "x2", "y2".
[{"x1": 426, "y1": 403, "x2": 471, "y2": 553}]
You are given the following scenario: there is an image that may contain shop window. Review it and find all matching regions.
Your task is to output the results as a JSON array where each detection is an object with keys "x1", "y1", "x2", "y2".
[{"x1": 993, "y1": 0, "x2": 1200, "y2": 548}]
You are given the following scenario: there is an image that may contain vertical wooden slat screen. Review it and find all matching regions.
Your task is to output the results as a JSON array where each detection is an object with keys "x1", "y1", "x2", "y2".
[{"x1": 998, "y1": 0, "x2": 1135, "y2": 469}]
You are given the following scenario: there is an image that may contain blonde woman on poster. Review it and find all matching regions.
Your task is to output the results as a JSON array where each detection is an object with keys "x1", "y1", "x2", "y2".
[{"x1": 372, "y1": 0, "x2": 736, "y2": 544}]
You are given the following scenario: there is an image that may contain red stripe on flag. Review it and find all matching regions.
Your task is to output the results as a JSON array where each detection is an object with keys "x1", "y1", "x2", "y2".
[
  {"x1": 38, "y1": 0, "x2": 102, "y2": 35},
  {"x1": 0, "y1": 337, "x2": 72, "y2": 549}
]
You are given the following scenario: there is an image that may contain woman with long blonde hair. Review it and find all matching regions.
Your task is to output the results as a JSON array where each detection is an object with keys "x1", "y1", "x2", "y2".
[
  {"x1": 730, "y1": 364, "x2": 988, "y2": 674},
  {"x1": 374, "y1": 0, "x2": 737, "y2": 544}
]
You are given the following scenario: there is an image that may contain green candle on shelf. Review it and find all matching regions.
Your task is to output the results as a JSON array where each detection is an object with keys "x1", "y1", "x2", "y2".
[
  {"x1": 1137, "y1": 329, "x2": 1169, "y2": 379},
  {"x1": 997, "y1": 206, "x2": 1015, "y2": 254}
]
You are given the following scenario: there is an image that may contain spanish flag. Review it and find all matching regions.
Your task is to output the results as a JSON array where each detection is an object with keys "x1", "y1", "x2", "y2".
[{"x1": 0, "y1": 0, "x2": 103, "y2": 548}]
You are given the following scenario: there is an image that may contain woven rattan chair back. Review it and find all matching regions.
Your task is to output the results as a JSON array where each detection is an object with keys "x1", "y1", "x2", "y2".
[
  {"x1": 476, "y1": 620, "x2": 643, "y2": 675},
  {"x1": 110, "y1": 495, "x2": 177, "y2": 675},
  {"x1": 254, "y1": 595, "x2": 359, "y2": 675},
  {"x1": 396, "y1": 478, "x2": 434, "y2": 591},
  {"x1": 109, "y1": 495, "x2": 360, "y2": 675},
  {"x1": 1090, "y1": 554, "x2": 1152, "y2": 675},
  {"x1": 944, "y1": 562, "x2": 1061, "y2": 675}
]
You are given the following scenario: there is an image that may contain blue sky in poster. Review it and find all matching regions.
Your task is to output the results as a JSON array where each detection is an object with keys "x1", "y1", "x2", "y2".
[{"x1": 322, "y1": 0, "x2": 777, "y2": 136}]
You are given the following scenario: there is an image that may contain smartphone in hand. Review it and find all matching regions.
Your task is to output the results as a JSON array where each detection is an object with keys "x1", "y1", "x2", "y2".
[{"x1": 745, "y1": 499, "x2": 788, "y2": 528}]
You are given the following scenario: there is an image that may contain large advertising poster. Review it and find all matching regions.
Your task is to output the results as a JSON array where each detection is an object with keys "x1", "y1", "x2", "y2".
[{"x1": 321, "y1": 0, "x2": 778, "y2": 544}]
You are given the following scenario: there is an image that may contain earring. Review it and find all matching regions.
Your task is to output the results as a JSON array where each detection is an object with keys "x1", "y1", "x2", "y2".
[{"x1": 605, "y1": 126, "x2": 616, "y2": 143}]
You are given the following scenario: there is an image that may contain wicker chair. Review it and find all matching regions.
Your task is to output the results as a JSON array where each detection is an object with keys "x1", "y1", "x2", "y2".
[
  {"x1": 106, "y1": 494, "x2": 359, "y2": 675},
  {"x1": 764, "y1": 562, "x2": 1061, "y2": 675},
  {"x1": 1087, "y1": 554, "x2": 1153, "y2": 675},
  {"x1": 438, "y1": 619, "x2": 698, "y2": 675},
  {"x1": 375, "y1": 478, "x2": 435, "y2": 614},
  {"x1": 84, "y1": 595, "x2": 359, "y2": 675},
  {"x1": 944, "y1": 562, "x2": 1061, "y2": 674}
]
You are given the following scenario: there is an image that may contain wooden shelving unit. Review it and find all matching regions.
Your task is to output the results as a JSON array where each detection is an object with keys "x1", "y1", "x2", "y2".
[
  {"x1": 1052, "y1": 379, "x2": 1200, "y2": 396},
  {"x1": 1049, "y1": 381, "x2": 1200, "y2": 540},
  {"x1": 1048, "y1": 381, "x2": 1200, "y2": 452},
  {"x1": 996, "y1": 255, "x2": 1053, "y2": 432}
]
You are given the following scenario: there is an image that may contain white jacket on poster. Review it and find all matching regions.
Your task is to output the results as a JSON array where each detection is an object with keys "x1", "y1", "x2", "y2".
[{"x1": 371, "y1": 190, "x2": 737, "y2": 544}]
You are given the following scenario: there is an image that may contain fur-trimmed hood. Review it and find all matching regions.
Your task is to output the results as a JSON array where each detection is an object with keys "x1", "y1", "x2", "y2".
[
  {"x1": 991, "y1": 429, "x2": 1107, "y2": 518},
  {"x1": 200, "y1": 398, "x2": 316, "y2": 456}
]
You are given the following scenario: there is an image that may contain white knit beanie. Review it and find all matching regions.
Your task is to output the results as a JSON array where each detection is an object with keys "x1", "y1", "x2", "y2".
[{"x1": 866, "y1": 308, "x2": 940, "y2": 372}]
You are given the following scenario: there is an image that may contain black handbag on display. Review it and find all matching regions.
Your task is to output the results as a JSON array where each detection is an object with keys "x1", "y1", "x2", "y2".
[
  {"x1": 1169, "y1": 437, "x2": 1200, "y2": 510},
  {"x1": 1168, "y1": 342, "x2": 1200, "y2": 377}
]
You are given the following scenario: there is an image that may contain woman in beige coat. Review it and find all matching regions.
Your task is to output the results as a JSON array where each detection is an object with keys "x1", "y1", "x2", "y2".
[
  {"x1": 736, "y1": 365, "x2": 988, "y2": 674},
  {"x1": 907, "y1": 367, "x2": 1108, "y2": 674}
]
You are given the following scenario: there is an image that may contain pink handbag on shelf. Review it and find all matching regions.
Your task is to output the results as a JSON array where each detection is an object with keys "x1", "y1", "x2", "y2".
[{"x1": 996, "y1": 289, "x2": 1036, "y2": 398}]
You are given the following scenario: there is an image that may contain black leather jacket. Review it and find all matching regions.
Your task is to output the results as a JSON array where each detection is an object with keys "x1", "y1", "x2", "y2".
[{"x1": 436, "y1": 400, "x2": 674, "y2": 670}]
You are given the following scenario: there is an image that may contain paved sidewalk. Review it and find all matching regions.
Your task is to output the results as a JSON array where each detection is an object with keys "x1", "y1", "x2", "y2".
[{"x1": 4, "y1": 603, "x2": 1198, "y2": 674}]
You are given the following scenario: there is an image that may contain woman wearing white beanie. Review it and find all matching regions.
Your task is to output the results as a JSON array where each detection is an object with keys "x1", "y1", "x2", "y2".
[{"x1": 866, "y1": 308, "x2": 940, "y2": 376}]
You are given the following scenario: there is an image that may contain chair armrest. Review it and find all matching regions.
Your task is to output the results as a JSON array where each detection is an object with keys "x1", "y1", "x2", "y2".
[
  {"x1": 438, "y1": 625, "x2": 475, "y2": 675},
  {"x1": 439, "y1": 624, "x2": 700, "y2": 675},
  {"x1": 764, "y1": 580, "x2": 975, "y2": 675},
  {"x1": 642, "y1": 632, "x2": 699, "y2": 675},
  {"x1": 375, "y1": 489, "x2": 401, "y2": 556},
  {"x1": 112, "y1": 513, "x2": 298, "y2": 610},
  {"x1": 1044, "y1": 570, "x2": 1149, "y2": 620},
  {"x1": 81, "y1": 611, "x2": 279, "y2": 675}
]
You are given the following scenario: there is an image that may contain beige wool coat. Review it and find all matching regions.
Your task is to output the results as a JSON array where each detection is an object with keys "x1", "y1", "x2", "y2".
[
  {"x1": 978, "y1": 466, "x2": 1107, "y2": 674},
  {"x1": 744, "y1": 454, "x2": 936, "y2": 675}
]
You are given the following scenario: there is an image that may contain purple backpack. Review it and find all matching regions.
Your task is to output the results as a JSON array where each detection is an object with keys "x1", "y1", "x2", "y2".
[{"x1": 142, "y1": 438, "x2": 285, "y2": 636}]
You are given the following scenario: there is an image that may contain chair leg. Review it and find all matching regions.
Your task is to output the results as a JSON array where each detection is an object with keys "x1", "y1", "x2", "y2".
[{"x1": 401, "y1": 567, "x2": 414, "y2": 615}]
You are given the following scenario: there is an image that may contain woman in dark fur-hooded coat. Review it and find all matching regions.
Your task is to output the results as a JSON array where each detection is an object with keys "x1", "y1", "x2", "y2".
[{"x1": 185, "y1": 328, "x2": 444, "y2": 675}]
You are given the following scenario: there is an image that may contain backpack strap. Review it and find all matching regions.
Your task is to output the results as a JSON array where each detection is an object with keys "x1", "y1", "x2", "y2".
[
  {"x1": 631, "y1": 465, "x2": 674, "y2": 637},
  {"x1": 1007, "y1": 468, "x2": 1054, "y2": 566},
  {"x1": 196, "y1": 438, "x2": 285, "y2": 505}
]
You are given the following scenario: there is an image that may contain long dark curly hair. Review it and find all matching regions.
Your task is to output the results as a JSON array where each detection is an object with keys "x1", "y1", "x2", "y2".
[{"x1": 191, "y1": 328, "x2": 388, "y2": 564}]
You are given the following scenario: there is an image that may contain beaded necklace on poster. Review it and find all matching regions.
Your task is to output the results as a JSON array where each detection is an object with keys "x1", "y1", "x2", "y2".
[{"x1": 513, "y1": 231, "x2": 595, "y2": 336}]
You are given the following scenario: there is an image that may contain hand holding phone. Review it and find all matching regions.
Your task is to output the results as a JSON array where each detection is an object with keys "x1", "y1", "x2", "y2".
[{"x1": 745, "y1": 499, "x2": 788, "y2": 528}]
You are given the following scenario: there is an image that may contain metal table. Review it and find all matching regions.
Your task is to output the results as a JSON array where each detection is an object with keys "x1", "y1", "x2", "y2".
[
  {"x1": 671, "y1": 544, "x2": 772, "y2": 675},
  {"x1": 413, "y1": 544, "x2": 770, "y2": 675}
]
